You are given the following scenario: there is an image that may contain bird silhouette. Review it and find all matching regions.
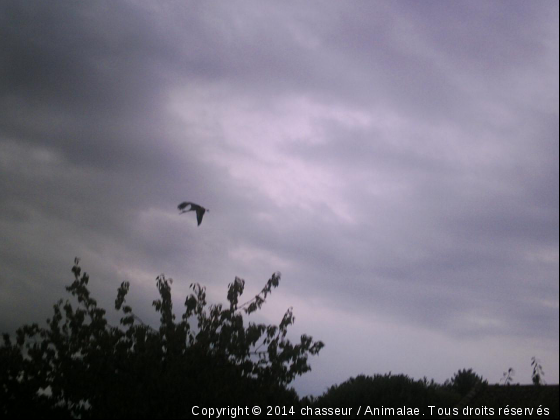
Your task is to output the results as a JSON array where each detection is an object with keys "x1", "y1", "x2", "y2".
[{"x1": 178, "y1": 202, "x2": 208, "y2": 226}]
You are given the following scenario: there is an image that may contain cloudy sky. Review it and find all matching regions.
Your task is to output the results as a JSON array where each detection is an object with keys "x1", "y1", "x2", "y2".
[{"x1": 1, "y1": 1, "x2": 558, "y2": 395}]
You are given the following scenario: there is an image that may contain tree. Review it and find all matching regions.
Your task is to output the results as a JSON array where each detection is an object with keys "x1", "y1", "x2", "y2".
[
  {"x1": 531, "y1": 357, "x2": 545, "y2": 386},
  {"x1": 445, "y1": 368, "x2": 487, "y2": 396},
  {"x1": 1, "y1": 258, "x2": 324, "y2": 418},
  {"x1": 501, "y1": 367, "x2": 515, "y2": 385},
  {"x1": 315, "y1": 373, "x2": 461, "y2": 416}
]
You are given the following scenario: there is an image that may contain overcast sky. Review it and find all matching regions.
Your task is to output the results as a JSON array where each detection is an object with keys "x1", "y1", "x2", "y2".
[{"x1": 1, "y1": 1, "x2": 558, "y2": 396}]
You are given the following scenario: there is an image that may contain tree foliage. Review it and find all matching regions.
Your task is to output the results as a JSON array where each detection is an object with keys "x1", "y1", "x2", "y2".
[
  {"x1": 501, "y1": 367, "x2": 515, "y2": 385},
  {"x1": 314, "y1": 373, "x2": 460, "y2": 417},
  {"x1": 445, "y1": 368, "x2": 487, "y2": 396},
  {"x1": 531, "y1": 357, "x2": 545, "y2": 386},
  {"x1": 1, "y1": 259, "x2": 323, "y2": 418}
]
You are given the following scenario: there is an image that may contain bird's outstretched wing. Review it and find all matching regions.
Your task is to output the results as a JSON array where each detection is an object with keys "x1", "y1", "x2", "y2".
[
  {"x1": 178, "y1": 201, "x2": 192, "y2": 212},
  {"x1": 195, "y1": 207, "x2": 206, "y2": 226}
]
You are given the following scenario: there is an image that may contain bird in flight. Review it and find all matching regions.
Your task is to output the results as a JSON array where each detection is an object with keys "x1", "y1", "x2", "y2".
[{"x1": 178, "y1": 202, "x2": 209, "y2": 226}]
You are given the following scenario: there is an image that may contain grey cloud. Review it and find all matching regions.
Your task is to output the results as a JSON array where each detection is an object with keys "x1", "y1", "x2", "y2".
[{"x1": 0, "y1": 0, "x2": 557, "y2": 392}]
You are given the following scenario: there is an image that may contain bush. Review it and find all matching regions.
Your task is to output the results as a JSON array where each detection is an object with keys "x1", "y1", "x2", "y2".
[{"x1": 1, "y1": 259, "x2": 324, "y2": 418}]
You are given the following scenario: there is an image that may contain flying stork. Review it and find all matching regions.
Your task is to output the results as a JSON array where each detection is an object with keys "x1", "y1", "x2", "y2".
[{"x1": 178, "y1": 202, "x2": 208, "y2": 226}]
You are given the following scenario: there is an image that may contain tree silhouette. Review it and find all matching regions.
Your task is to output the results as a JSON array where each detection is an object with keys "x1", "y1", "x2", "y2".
[
  {"x1": 531, "y1": 357, "x2": 545, "y2": 386},
  {"x1": 314, "y1": 373, "x2": 460, "y2": 417},
  {"x1": 446, "y1": 368, "x2": 487, "y2": 396},
  {"x1": 501, "y1": 367, "x2": 515, "y2": 385},
  {"x1": 1, "y1": 258, "x2": 323, "y2": 418}
]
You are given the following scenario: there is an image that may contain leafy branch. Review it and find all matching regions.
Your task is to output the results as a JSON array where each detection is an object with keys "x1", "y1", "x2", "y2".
[{"x1": 0, "y1": 258, "x2": 323, "y2": 418}]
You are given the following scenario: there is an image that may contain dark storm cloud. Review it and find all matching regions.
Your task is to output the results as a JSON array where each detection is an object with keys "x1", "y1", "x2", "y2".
[
  {"x1": 0, "y1": 1, "x2": 219, "y2": 329},
  {"x1": 0, "y1": 0, "x2": 558, "y2": 391},
  {"x1": 1, "y1": 2, "x2": 169, "y2": 162}
]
